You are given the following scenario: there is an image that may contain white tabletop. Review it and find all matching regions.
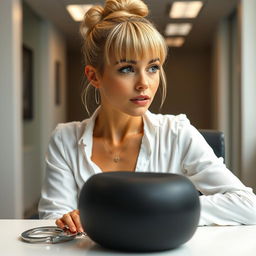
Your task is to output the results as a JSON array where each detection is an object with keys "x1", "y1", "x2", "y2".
[{"x1": 1, "y1": 219, "x2": 256, "y2": 256}]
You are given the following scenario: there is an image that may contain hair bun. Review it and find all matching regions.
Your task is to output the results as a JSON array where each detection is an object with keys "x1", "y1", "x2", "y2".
[
  {"x1": 80, "y1": 0, "x2": 149, "y2": 39},
  {"x1": 80, "y1": 5, "x2": 104, "y2": 38},
  {"x1": 103, "y1": 0, "x2": 149, "y2": 19}
]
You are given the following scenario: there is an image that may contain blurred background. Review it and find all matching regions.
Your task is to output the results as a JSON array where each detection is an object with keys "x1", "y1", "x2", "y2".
[{"x1": 1, "y1": 0, "x2": 256, "y2": 219}]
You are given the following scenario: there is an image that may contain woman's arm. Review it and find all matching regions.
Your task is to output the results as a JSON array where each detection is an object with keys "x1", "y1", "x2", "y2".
[
  {"x1": 38, "y1": 124, "x2": 85, "y2": 232},
  {"x1": 179, "y1": 123, "x2": 256, "y2": 226},
  {"x1": 38, "y1": 125, "x2": 78, "y2": 220}
]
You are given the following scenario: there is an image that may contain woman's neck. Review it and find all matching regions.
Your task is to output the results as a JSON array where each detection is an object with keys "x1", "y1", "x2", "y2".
[{"x1": 93, "y1": 107, "x2": 144, "y2": 145}]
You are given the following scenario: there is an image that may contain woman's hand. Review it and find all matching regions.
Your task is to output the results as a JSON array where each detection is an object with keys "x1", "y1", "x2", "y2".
[{"x1": 56, "y1": 209, "x2": 84, "y2": 233}]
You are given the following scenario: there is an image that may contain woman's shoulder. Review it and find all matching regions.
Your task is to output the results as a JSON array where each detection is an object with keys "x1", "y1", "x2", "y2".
[
  {"x1": 54, "y1": 119, "x2": 86, "y2": 132},
  {"x1": 50, "y1": 119, "x2": 90, "y2": 144},
  {"x1": 146, "y1": 111, "x2": 191, "y2": 134}
]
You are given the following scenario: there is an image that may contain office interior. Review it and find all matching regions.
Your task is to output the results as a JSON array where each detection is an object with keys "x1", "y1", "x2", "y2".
[{"x1": 0, "y1": 0, "x2": 256, "y2": 219}]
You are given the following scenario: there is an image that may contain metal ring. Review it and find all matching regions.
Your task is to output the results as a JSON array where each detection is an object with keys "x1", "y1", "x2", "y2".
[{"x1": 21, "y1": 226, "x2": 77, "y2": 243}]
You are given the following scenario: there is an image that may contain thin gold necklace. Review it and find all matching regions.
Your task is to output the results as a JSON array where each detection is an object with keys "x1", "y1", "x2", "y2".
[{"x1": 103, "y1": 140, "x2": 124, "y2": 163}]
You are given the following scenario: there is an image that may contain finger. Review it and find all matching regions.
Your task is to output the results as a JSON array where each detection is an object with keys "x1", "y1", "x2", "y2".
[
  {"x1": 70, "y1": 210, "x2": 84, "y2": 233},
  {"x1": 61, "y1": 213, "x2": 77, "y2": 232},
  {"x1": 55, "y1": 218, "x2": 65, "y2": 229}
]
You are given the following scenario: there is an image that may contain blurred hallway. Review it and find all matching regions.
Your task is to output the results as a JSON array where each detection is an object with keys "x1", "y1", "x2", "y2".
[{"x1": 1, "y1": 0, "x2": 256, "y2": 219}]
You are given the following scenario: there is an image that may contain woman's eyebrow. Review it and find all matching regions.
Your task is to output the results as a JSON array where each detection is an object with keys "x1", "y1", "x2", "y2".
[
  {"x1": 115, "y1": 58, "x2": 160, "y2": 65},
  {"x1": 148, "y1": 58, "x2": 160, "y2": 64}
]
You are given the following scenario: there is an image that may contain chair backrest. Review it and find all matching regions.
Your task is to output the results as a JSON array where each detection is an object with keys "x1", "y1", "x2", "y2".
[{"x1": 199, "y1": 129, "x2": 225, "y2": 161}]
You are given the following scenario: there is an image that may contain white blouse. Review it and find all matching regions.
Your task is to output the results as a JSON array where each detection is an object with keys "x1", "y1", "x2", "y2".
[{"x1": 38, "y1": 108, "x2": 256, "y2": 226}]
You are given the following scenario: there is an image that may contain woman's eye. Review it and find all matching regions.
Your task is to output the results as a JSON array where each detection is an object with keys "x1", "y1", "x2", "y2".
[
  {"x1": 118, "y1": 66, "x2": 134, "y2": 74},
  {"x1": 148, "y1": 65, "x2": 160, "y2": 73}
]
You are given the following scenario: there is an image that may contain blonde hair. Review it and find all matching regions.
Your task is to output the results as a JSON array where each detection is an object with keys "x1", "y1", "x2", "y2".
[{"x1": 80, "y1": 0, "x2": 168, "y2": 114}]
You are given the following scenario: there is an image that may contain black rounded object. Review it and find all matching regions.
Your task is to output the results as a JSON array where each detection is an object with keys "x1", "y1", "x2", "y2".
[{"x1": 78, "y1": 172, "x2": 200, "y2": 252}]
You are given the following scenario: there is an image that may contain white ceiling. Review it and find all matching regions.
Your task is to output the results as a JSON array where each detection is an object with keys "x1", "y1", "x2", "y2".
[{"x1": 24, "y1": 0, "x2": 240, "y2": 51}]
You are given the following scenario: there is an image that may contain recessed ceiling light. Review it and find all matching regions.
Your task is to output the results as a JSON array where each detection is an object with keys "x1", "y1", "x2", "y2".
[
  {"x1": 165, "y1": 37, "x2": 185, "y2": 47},
  {"x1": 165, "y1": 23, "x2": 192, "y2": 36},
  {"x1": 66, "y1": 5, "x2": 93, "y2": 22},
  {"x1": 170, "y1": 1, "x2": 203, "y2": 19}
]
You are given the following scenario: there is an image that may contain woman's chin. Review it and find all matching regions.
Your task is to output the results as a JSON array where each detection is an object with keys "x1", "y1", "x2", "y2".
[{"x1": 124, "y1": 107, "x2": 149, "y2": 117}]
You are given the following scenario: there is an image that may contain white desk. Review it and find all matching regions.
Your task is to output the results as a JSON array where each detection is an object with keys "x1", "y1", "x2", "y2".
[{"x1": 1, "y1": 219, "x2": 256, "y2": 256}]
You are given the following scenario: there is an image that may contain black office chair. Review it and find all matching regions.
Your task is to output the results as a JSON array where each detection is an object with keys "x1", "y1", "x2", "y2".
[
  {"x1": 199, "y1": 129, "x2": 225, "y2": 161},
  {"x1": 197, "y1": 129, "x2": 225, "y2": 196}
]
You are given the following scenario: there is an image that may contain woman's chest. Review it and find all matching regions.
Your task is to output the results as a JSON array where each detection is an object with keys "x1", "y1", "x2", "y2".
[{"x1": 90, "y1": 134, "x2": 143, "y2": 172}]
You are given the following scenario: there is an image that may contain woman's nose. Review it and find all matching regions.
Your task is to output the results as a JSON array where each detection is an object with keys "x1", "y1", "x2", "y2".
[{"x1": 135, "y1": 73, "x2": 149, "y2": 91}]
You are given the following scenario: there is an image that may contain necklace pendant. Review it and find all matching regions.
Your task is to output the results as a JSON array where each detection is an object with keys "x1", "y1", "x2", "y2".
[{"x1": 113, "y1": 155, "x2": 120, "y2": 163}]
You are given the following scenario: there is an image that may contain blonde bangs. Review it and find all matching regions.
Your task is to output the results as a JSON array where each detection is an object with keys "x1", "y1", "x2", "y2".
[{"x1": 105, "y1": 20, "x2": 167, "y2": 65}]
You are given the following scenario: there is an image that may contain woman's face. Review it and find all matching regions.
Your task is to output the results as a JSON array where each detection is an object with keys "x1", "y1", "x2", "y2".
[{"x1": 96, "y1": 55, "x2": 161, "y2": 116}]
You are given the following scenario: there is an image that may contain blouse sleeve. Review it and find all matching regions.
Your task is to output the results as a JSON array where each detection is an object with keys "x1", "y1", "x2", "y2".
[
  {"x1": 38, "y1": 125, "x2": 78, "y2": 219},
  {"x1": 178, "y1": 120, "x2": 256, "y2": 226}
]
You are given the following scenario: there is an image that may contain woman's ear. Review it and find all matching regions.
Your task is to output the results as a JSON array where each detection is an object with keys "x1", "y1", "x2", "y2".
[{"x1": 84, "y1": 65, "x2": 101, "y2": 88}]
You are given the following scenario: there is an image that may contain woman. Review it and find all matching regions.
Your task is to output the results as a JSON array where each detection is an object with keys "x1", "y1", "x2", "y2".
[{"x1": 38, "y1": 0, "x2": 256, "y2": 233}]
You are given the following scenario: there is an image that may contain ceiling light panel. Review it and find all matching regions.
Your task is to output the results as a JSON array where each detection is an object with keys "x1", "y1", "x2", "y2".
[
  {"x1": 66, "y1": 5, "x2": 93, "y2": 22},
  {"x1": 170, "y1": 1, "x2": 203, "y2": 19},
  {"x1": 165, "y1": 37, "x2": 185, "y2": 47},
  {"x1": 165, "y1": 23, "x2": 192, "y2": 36}
]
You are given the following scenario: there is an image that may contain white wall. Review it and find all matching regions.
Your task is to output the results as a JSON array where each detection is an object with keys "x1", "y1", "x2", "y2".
[
  {"x1": 22, "y1": 5, "x2": 67, "y2": 216},
  {"x1": 211, "y1": 18, "x2": 232, "y2": 169},
  {"x1": 22, "y1": 3, "x2": 42, "y2": 216},
  {"x1": 230, "y1": 11, "x2": 242, "y2": 178},
  {"x1": 39, "y1": 20, "x2": 67, "y2": 186},
  {"x1": 0, "y1": 0, "x2": 23, "y2": 218},
  {"x1": 240, "y1": 0, "x2": 256, "y2": 190},
  {"x1": 211, "y1": 0, "x2": 256, "y2": 191},
  {"x1": 0, "y1": 0, "x2": 67, "y2": 218}
]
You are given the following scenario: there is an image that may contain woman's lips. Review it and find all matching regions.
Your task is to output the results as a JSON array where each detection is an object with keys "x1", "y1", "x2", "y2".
[{"x1": 130, "y1": 95, "x2": 150, "y2": 106}]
